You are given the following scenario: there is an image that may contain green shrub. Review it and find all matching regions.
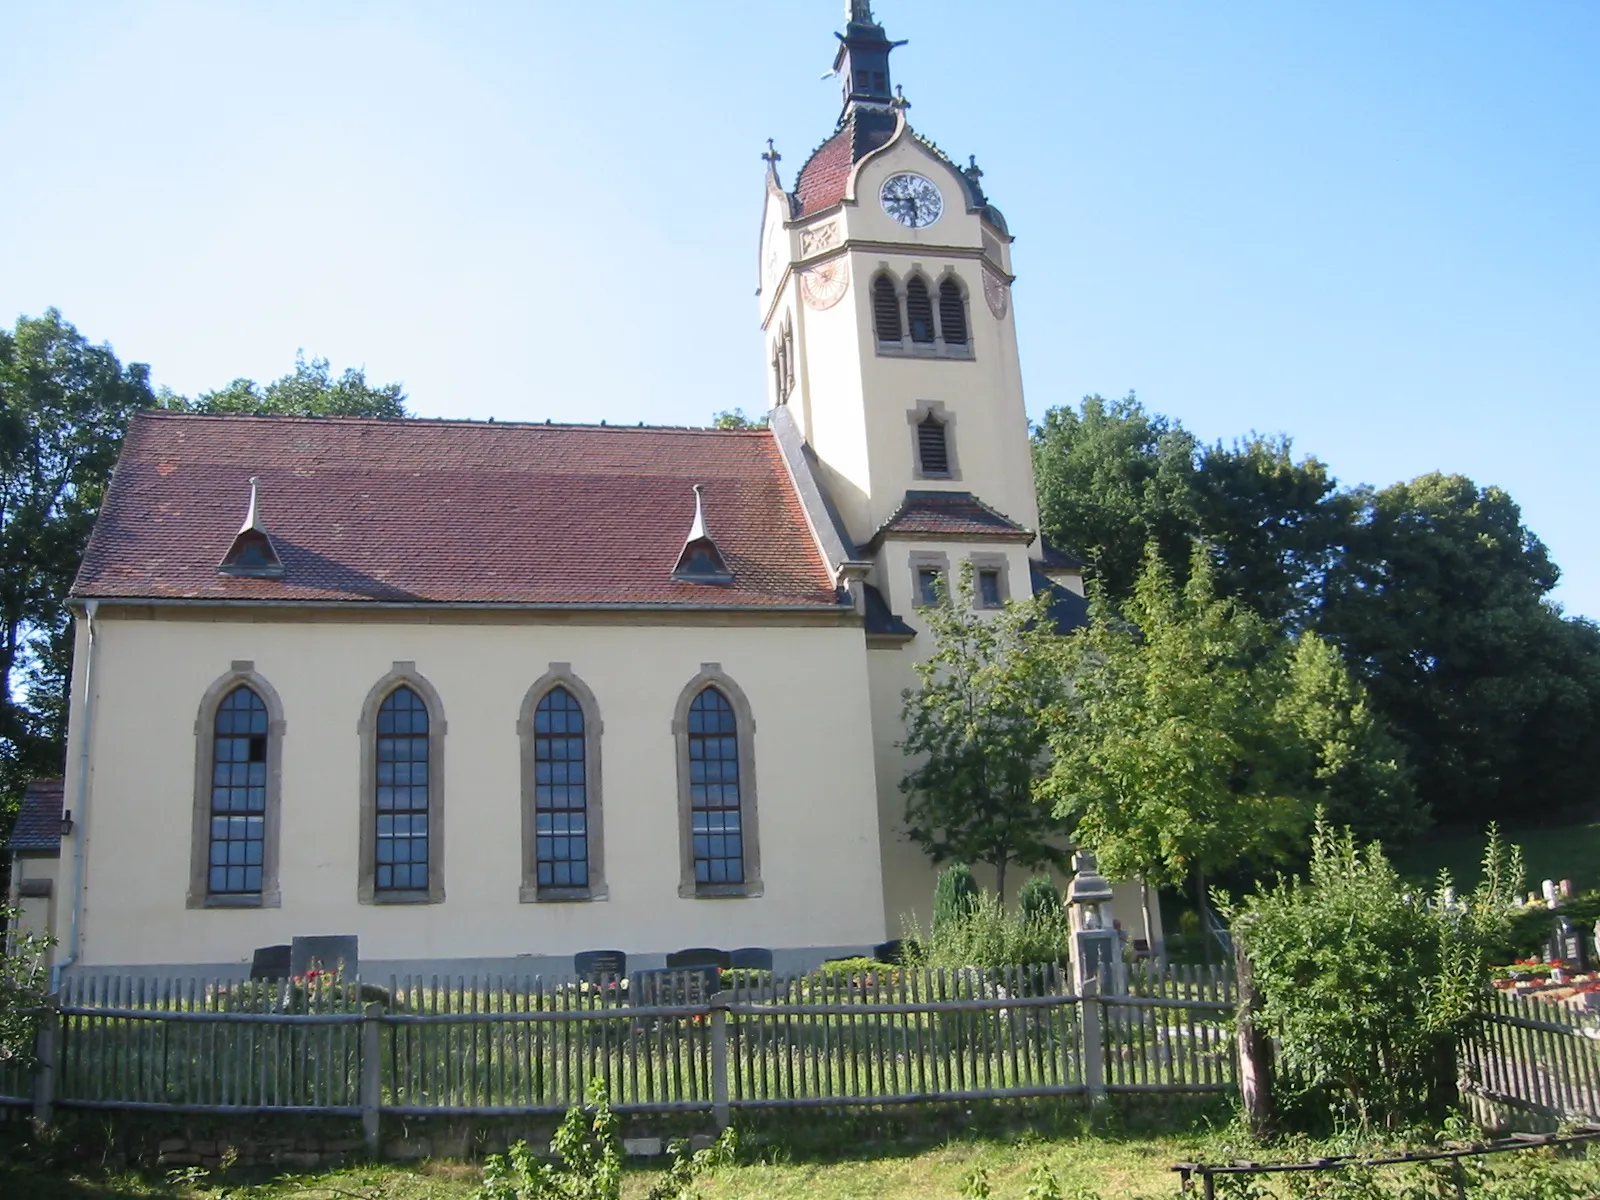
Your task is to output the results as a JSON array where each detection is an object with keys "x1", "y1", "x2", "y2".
[
  {"x1": 0, "y1": 906, "x2": 51, "y2": 1070},
  {"x1": 477, "y1": 1078, "x2": 736, "y2": 1200},
  {"x1": 1219, "y1": 818, "x2": 1523, "y2": 1131},
  {"x1": 906, "y1": 891, "x2": 1069, "y2": 969},
  {"x1": 1018, "y1": 875, "x2": 1061, "y2": 924},
  {"x1": 933, "y1": 863, "x2": 980, "y2": 933}
]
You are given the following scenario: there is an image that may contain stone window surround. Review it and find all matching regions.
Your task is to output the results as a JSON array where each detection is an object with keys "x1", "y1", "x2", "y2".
[
  {"x1": 909, "y1": 550, "x2": 954, "y2": 609},
  {"x1": 187, "y1": 661, "x2": 285, "y2": 910},
  {"x1": 907, "y1": 399, "x2": 962, "y2": 482},
  {"x1": 357, "y1": 662, "x2": 447, "y2": 906},
  {"x1": 518, "y1": 663, "x2": 608, "y2": 904},
  {"x1": 873, "y1": 264, "x2": 976, "y2": 361},
  {"x1": 969, "y1": 551, "x2": 1012, "y2": 609},
  {"x1": 672, "y1": 663, "x2": 763, "y2": 900}
]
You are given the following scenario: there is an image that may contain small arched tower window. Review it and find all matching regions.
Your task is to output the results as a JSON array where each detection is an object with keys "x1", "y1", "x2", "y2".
[
  {"x1": 905, "y1": 276, "x2": 936, "y2": 343},
  {"x1": 918, "y1": 413, "x2": 951, "y2": 476},
  {"x1": 872, "y1": 275, "x2": 902, "y2": 344},
  {"x1": 939, "y1": 278, "x2": 969, "y2": 346},
  {"x1": 782, "y1": 317, "x2": 795, "y2": 398},
  {"x1": 375, "y1": 686, "x2": 431, "y2": 893}
]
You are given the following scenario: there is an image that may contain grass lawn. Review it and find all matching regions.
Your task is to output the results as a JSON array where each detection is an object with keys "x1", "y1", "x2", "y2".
[
  {"x1": 5, "y1": 1112, "x2": 1599, "y2": 1200},
  {"x1": 1394, "y1": 818, "x2": 1600, "y2": 895}
]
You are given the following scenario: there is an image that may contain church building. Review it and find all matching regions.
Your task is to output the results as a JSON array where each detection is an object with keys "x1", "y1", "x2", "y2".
[{"x1": 47, "y1": 3, "x2": 1133, "y2": 978}]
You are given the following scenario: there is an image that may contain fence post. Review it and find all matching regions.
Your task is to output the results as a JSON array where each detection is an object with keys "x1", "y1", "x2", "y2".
[
  {"x1": 710, "y1": 992, "x2": 730, "y2": 1131},
  {"x1": 31, "y1": 998, "x2": 58, "y2": 1126},
  {"x1": 1080, "y1": 974, "x2": 1105, "y2": 1105},
  {"x1": 361, "y1": 1001, "x2": 382, "y2": 1157}
]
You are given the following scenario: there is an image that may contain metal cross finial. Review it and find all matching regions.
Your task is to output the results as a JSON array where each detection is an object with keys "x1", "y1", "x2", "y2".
[
  {"x1": 762, "y1": 137, "x2": 781, "y2": 166},
  {"x1": 847, "y1": 1, "x2": 875, "y2": 23}
]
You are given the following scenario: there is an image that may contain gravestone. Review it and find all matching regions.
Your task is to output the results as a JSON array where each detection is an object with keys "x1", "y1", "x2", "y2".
[
  {"x1": 249, "y1": 944, "x2": 291, "y2": 980},
  {"x1": 290, "y1": 934, "x2": 359, "y2": 979}
]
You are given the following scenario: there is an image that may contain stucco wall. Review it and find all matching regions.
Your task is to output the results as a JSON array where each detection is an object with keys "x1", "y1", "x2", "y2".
[{"x1": 63, "y1": 610, "x2": 886, "y2": 968}]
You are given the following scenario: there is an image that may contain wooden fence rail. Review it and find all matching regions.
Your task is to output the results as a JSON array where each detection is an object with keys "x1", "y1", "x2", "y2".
[
  {"x1": 0, "y1": 962, "x2": 1247, "y2": 1148},
  {"x1": 1462, "y1": 989, "x2": 1600, "y2": 1122}
]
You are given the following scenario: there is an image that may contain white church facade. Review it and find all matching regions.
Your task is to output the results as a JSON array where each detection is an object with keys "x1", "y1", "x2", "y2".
[{"x1": 44, "y1": 4, "x2": 1141, "y2": 978}]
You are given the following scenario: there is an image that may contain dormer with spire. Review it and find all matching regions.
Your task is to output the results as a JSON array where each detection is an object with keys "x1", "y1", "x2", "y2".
[
  {"x1": 672, "y1": 484, "x2": 734, "y2": 584},
  {"x1": 217, "y1": 476, "x2": 285, "y2": 578}
]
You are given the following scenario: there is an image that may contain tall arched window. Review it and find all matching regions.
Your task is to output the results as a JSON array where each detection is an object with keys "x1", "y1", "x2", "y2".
[
  {"x1": 938, "y1": 278, "x2": 969, "y2": 346},
  {"x1": 208, "y1": 686, "x2": 268, "y2": 896},
  {"x1": 375, "y1": 686, "x2": 430, "y2": 893},
  {"x1": 534, "y1": 687, "x2": 588, "y2": 890},
  {"x1": 672, "y1": 665, "x2": 762, "y2": 898},
  {"x1": 687, "y1": 688, "x2": 742, "y2": 887},
  {"x1": 905, "y1": 276, "x2": 936, "y2": 343},
  {"x1": 189, "y1": 664, "x2": 285, "y2": 909},
  {"x1": 872, "y1": 275, "x2": 902, "y2": 343},
  {"x1": 519, "y1": 665, "x2": 606, "y2": 902},
  {"x1": 359, "y1": 662, "x2": 446, "y2": 904}
]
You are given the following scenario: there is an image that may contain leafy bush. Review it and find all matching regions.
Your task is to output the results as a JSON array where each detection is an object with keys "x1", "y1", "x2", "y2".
[
  {"x1": 0, "y1": 907, "x2": 52, "y2": 1070},
  {"x1": 905, "y1": 890, "x2": 1069, "y2": 969},
  {"x1": 1018, "y1": 874, "x2": 1062, "y2": 923},
  {"x1": 1219, "y1": 819, "x2": 1523, "y2": 1130},
  {"x1": 477, "y1": 1078, "x2": 735, "y2": 1200},
  {"x1": 933, "y1": 862, "x2": 980, "y2": 932}
]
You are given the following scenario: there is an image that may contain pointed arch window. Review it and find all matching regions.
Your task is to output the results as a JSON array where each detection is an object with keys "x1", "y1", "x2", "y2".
[
  {"x1": 938, "y1": 278, "x2": 969, "y2": 346},
  {"x1": 673, "y1": 666, "x2": 762, "y2": 898},
  {"x1": 905, "y1": 276, "x2": 936, "y2": 343},
  {"x1": 359, "y1": 664, "x2": 447, "y2": 904},
  {"x1": 872, "y1": 275, "x2": 902, "y2": 343},
  {"x1": 208, "y1": 686, "x2": 269, "y2": 895},
  {"x1": 520, "y1": 666, "x2": 606, "y2": 902},
  {"x1": 188, "y1": 663, "x2": 285, "y2": 909},
  {"x1": 374, "y1": 687, "x2": 430, "y2": 893}
]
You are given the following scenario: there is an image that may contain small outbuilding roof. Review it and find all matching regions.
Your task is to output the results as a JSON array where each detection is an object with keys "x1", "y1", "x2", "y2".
[
  {"x1": 8, "y1": 779, "x2": 64, "y2": 853},
  {"x1": 73, "y1": 412, "x2": 844, "y2": 611}
]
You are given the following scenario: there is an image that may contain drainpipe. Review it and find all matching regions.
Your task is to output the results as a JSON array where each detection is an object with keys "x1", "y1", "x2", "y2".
[{"x1": 51, "y1": 599, "x2": 98, "y2": 991}]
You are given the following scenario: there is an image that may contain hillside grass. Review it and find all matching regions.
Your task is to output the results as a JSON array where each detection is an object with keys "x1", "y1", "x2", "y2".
[{"x1": 1395, "y1": 818, "x2": 1600, "y2": 894}]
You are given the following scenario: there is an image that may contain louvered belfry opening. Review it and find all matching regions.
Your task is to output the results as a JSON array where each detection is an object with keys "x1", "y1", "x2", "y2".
[
  {"x1": 873, "y1": 275, "x2": 902, "y2": 343},
  {"x1": 918, "y1": 415, "x2": 950, "y2": 475},
  {"x1": 939, "y1": 278, "x2": 969, "y2": 345},
  {"x1": 906, "y1": 276, "x2": 936, "y2": 343}
]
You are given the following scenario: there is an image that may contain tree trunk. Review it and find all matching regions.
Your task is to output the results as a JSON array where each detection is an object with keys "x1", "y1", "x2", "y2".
[
  {"x1": 1233, "y1": 932, "x2": 1276, "y2": 1139},
  {"x1": 994, "y1": 857, "x2": 1007, "y2": 904},
  {"x1": 1139, "y1": 878, "x2": 1160, "y2": 962}
]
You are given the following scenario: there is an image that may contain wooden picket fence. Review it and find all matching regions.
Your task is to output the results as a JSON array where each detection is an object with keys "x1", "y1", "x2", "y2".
[
  {"x1": 0, "y1": 962, "x2": 1239, "y2": 1147},
  {"x1": 1461, "y1": 989, "x2": 1600, "y2": 1121}
]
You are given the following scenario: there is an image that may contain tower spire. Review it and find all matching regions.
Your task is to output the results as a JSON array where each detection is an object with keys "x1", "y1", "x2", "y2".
[{"x1": 833, "y1": 0, "x2": 906, "y2": 125}]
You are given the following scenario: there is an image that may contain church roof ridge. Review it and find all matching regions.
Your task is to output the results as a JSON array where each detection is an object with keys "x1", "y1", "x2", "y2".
[{"x1": 136, "y1": 410, "x2": 774, "y2": 436}]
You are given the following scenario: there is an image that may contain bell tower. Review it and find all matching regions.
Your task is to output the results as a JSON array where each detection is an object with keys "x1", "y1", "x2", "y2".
[{"x1": 756, "y1": 1, "x2": 1047, "y2": 606}]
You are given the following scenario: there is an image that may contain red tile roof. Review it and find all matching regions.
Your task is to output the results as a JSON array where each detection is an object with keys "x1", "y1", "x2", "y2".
[
  {"x1": 792, "y1": 112, "x2": 898, "y2": 217},
  {"x1": 8, "y1": 779, "x2": 64, "y2": 853},
  {"x1": 867, "y1": 491, "x2": 1033, "y2": 548},
  {"x1": 73, "y1": 413, "x2": 844, "y2": 610}
]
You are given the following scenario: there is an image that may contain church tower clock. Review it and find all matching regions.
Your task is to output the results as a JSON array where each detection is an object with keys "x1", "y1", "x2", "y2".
[{"x1": 757, "y1": 3, "x2": 1082, "y2": 926}]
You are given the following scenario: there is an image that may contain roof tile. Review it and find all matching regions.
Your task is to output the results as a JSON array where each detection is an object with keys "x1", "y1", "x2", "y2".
[{"x1": 868, "y1": 490, "x2": 1033, "y2": 547}]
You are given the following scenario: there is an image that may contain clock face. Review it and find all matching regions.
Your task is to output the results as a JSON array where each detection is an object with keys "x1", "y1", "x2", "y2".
[{"x1": 879, "y1": 173, "x2": 943, "y2": 228}]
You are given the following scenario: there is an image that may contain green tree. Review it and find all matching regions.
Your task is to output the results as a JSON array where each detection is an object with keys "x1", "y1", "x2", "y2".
[
  {"x1": 711, "y1": 407, "x2": 768, "y2": 429},
  {"x1": 1041, "y1": 544, "x2": 1415, "y2": 922},
  {"x1": 1032, "y1": 393, "x2": 1198, "y2": 606},
  {"x1": 900, "y1": 569, "x2": 1068, "y2": 900},
  {"x1": 0, "y1": 310, "x2": 154, "y2": 820},
  {"x1": 161, "y1": 350, "x2": 407, "y2": 418},
  {"x1": 1316, "y1": 472, "x2": 1600, "y2": 825}
]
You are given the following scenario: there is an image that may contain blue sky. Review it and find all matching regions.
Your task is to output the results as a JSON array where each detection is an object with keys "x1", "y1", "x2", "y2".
[{"x1": 2, "y1": 2, "x2": 1596, "y2": 615}]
